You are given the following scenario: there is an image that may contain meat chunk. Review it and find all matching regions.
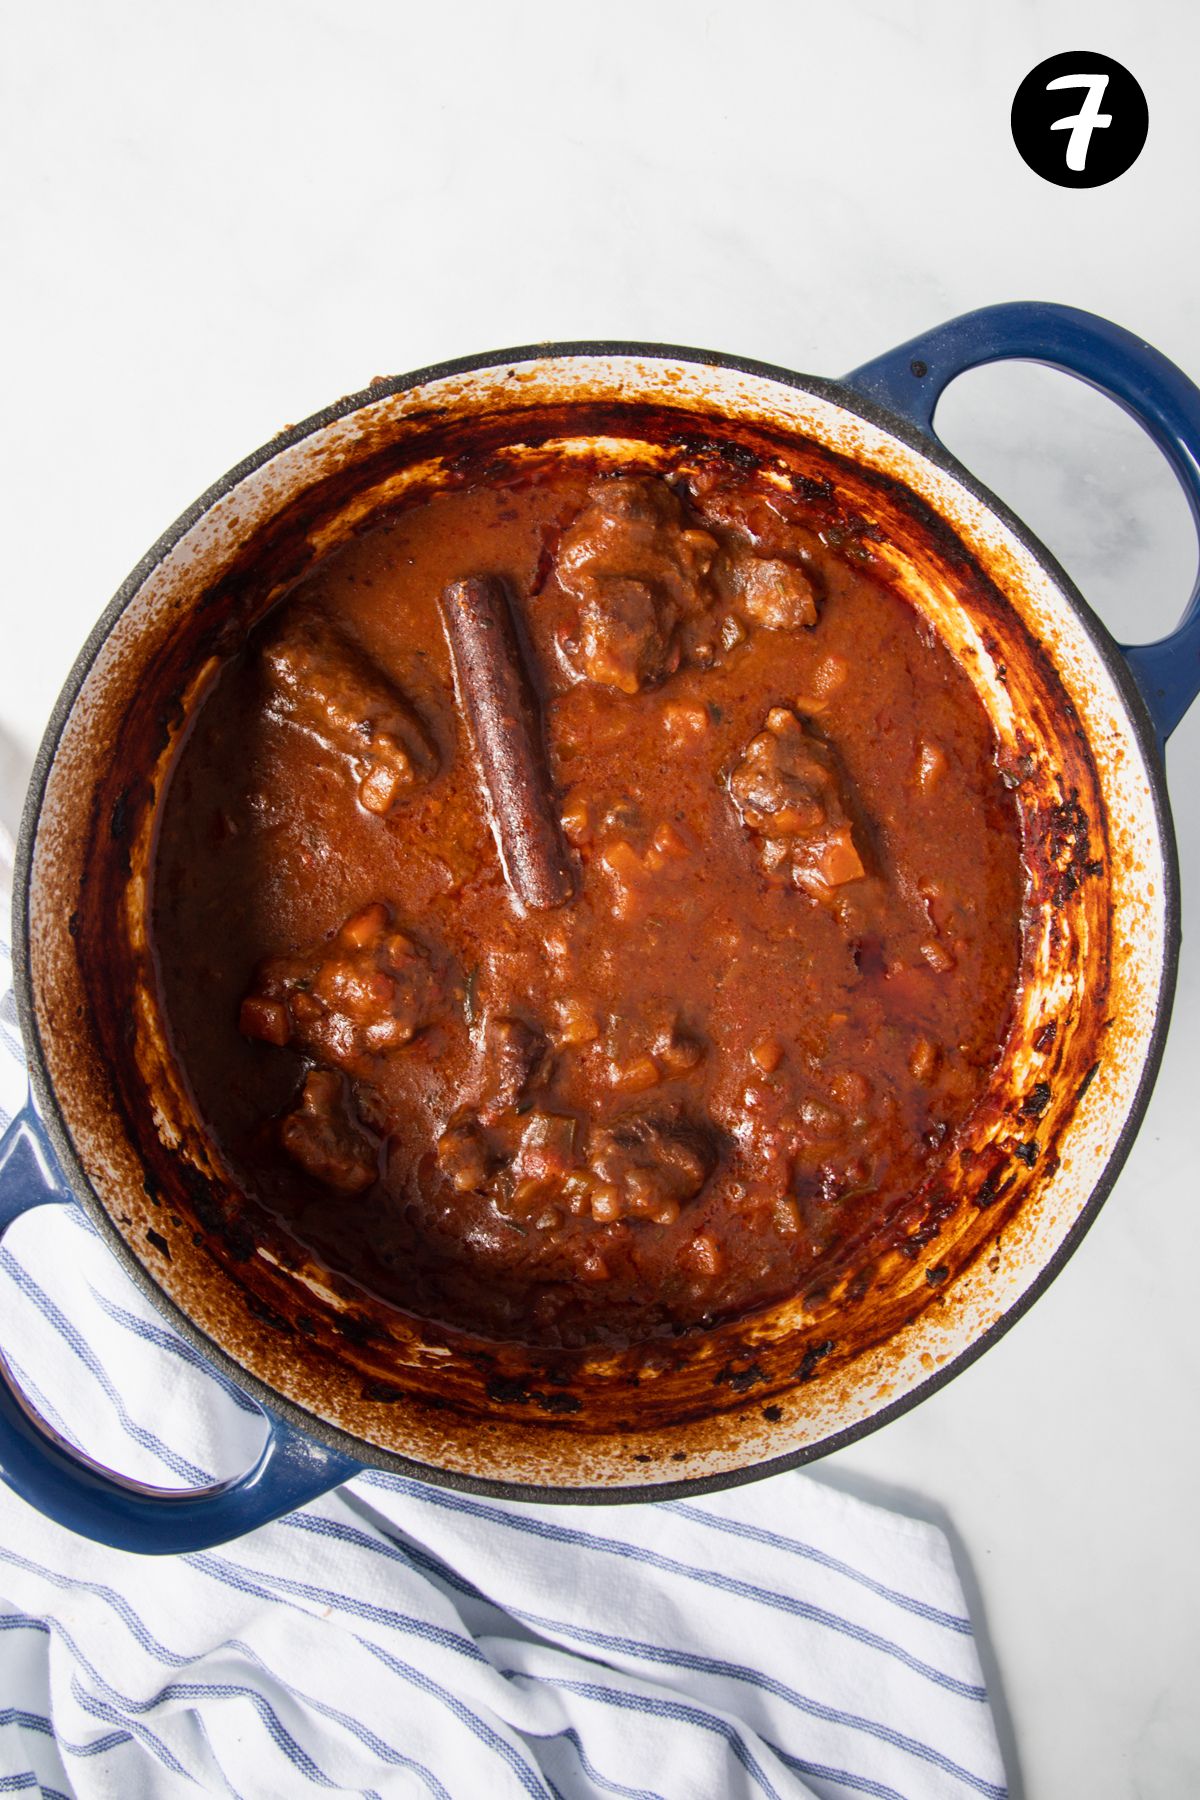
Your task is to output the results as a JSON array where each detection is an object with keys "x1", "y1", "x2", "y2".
[
  {"x1": 261, "y1": 607, "x2": 437, "y2": 814},
  {"x1": 240, "y1": 902, "x2": 441, "y2": 1075},
  {"x1": 476, "y1": 1015, "x2": 549, "y2": 1125},
  {"x1": 280, "y1": 1070, "x2": 379, "y2": 1194},
  {"x1": 587, "y1": 1108, "x2": 717, "y2": 1225},
  {"x1": 685, "y1": 465, "x2": 826, "y2": 561},
  {"x1": 684, "y1": 467, "x2": 824, "y2": 631},
  {"x1": 437, "y1": 1108, "x2": 581, "y2": 1217},
  {"x1": 729, "y1": 707, "x2": 867, "y2": 899},
  {"x1": 724, "y1": 549, "x2": 817, "y2": 630},
  {"x1": 436, "y1": 1116, "x2": 499, "y2": 1193},
  {"x1": 553, "y1": 477, "x2": 719, "y2": 692}
]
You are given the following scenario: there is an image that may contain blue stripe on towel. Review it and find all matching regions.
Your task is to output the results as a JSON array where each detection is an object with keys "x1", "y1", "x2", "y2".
[
  {"x1": 663, "y1": 1502, "x2": 973, "y2": 1634},
  {"x1": 0, "y1": 1251, "x2": 213, "y2": 1485},
  {"x1": 188, "y1": 1548, "x2": 555, "y2": 1800},
  {"x1": 504, "y1": 1672, "x2": 786, "y2": 1800},
  {"x1": 0, "y1": 1549, "x2": 448, "y2": 1800},
  {"x1": 287, "y1": 1513, "x2": 1004, "y2": 1800},
  {"x1": 84, "y1": 1286, "x2": 265, "y2": 1417},
  {"x1": 361, "y1": 1474, "x2": 987, "y2": 1702}
]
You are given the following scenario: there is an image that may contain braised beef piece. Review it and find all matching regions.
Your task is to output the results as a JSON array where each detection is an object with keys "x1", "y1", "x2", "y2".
[
  {"x1": 685, "y1": 464, "x2": 826, "y2": 560},
  {"x1": 262, "y1": 607, "x2": 437, "y2": 814},
  {"x1": 436, "y1": 1115, "x2": 498, "y2": 1194},
  {"x1": 553, "y1": 477, "x2": 720, "y2": 692},
  {"x1": 280, "y1": 1069, "x2": 380, "y2": 1194},
  {"x1": 239, "y1": 902, "x2": 442, "y2": 1075},
  {"x1": 475, "y1": 1015, "x2": 550, "y2": 1125},
  {"x1": 721, "y1": 550, "x2": 817, "y2": 630},
  {"x1": 587, "y1": 1109, "x2": 717, "y2": 1225},
  {"x1": 729, "y1": 706, "x2": 866, "y2": 898},
  {"x1": 686, "y1": 465, "x2": 822, "y2": 631},
  {"x1": 435, "y1": 1095, "x2": 717, "y2": 1236}
]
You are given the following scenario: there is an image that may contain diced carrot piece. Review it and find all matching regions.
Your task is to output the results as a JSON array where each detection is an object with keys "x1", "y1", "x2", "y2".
[
  {"x1": 290, "y1": 990, "x2": 323, "y2": 1024},
  {"x1": 601, "y1": 839, "x2": 644, "y2": 883},
  {"x1": 338, "y1": 902, "x2": 389, "y2": 948},
  {"x1": 750, "y1": 1035, "x2": 784, "y2": 1073},
  {"x1": 648, "y1": 820, "x2": 693, "y2": 863},
  {"x1": 819, "y1": 830, "x2": 865, "y2": 886},
  {"x1": 358, "y1": 762, "x2": 401, "y2": 814},
  {"x1": 909, "y1": 1037, "x2": 940, "y2": 1081},
  {"x1": 773, "y1": 798, "x2": 825, "y2": 833},
  {"x1": 239, "y1": 995, "x2": 290, "y2": 1046},
  {"x1": 557, "y1": 997, "x2": 601, "y2": 1045},
  {"x1": 920, "y1": 939, "x2": 955, "y2": 973},
  {"x1": 609, "y1": 1054, "x2": 661, "y2": 1093}
]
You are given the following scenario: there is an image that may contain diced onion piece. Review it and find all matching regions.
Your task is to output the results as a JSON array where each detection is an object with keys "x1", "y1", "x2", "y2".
[
  {"x1": 830, "y1": 1069, "x2": 871, "y2": 1110},
  {"x1": 773, "y1": 1197, "x2": 802, "y2": 1235},
  {"x1": 655, "y1": 1022, "x2": 704, "y2": 1072},
  {"x1": 560, "y1": 789, "x2": 592, "y2": 845},
  {"x1": 589, "y1": 1183, "x2": 624, "y2": 1223},
  {"x1": 799, "y1": 1098, "x2": 843, "y2": 1139},
  {"x1": 812, "y1": 654, "x2": 849, "y2": 696},
  {"x1": 685, "y1": 1231, "x2": 724, "y2": 1276}
]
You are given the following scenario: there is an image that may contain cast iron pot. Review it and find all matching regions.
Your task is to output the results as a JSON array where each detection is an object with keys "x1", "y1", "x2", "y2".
[{"x1": 2, "y1": 302, "x2": 1198, "y2": 1553}]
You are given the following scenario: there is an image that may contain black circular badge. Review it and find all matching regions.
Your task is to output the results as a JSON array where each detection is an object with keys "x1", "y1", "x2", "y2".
[{"x1": 1011, "y1": 51, "x2": 1148, "y2": 187}]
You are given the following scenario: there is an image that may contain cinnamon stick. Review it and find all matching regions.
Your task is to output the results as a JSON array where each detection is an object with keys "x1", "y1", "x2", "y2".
[{"x1": 439, "y1": 575, "x2": 573, "y2": 912}]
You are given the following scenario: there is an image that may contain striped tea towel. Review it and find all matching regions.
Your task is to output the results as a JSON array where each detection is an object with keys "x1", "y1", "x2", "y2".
[{"x1": 0, "y1": 902, "x2": 1008, "y2": 1798}]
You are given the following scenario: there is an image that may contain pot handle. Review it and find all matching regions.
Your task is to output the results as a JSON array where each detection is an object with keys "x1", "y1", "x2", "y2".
[
  {"x1": 0, "y1": 1104, "x2": 361, "y2": 1553},
  {"x1": 842, "y1": 300, "x2": 1200, "y2": 741}
]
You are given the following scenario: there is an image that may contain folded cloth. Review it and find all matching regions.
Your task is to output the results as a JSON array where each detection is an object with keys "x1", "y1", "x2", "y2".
[{"x1": 0, "y1": 913, "x2": 1007, "y2": 1799}]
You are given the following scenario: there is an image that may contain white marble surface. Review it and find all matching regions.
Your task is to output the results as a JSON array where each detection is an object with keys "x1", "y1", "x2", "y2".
[{"x1": 3, "y1": 3, "x2": 1198, "y2": 1793}]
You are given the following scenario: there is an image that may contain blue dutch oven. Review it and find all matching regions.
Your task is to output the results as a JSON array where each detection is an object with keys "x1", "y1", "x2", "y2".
[{"x1": 2, "y1": 302, "x2": 1198, "y2": 1552}]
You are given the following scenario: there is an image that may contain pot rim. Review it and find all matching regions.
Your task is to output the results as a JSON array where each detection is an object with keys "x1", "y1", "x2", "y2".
[{"x1": 10, "y1": 338, "x2": 1182, "y2": 1502}]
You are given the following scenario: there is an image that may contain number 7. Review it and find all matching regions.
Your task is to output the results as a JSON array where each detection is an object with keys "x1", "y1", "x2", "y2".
[{"x1": 1046, "y1": 73, "x2": 1113, "y2": 171}]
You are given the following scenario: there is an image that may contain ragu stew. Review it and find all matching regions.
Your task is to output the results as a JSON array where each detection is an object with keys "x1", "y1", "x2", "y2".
[{"x1": 151, "y1": 451, "x2": 1025, "y2": 1349}]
